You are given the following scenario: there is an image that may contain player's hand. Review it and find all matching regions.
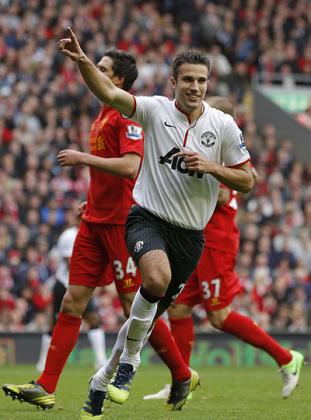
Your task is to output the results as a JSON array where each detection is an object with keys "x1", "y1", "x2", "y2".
[
  {"x1": 57, "y1": 149, "x2": 85, "y2": 166},
  {"x1": 58, "y1": 27, "x2": 85, "y2": 61},
  {"x1": 173, "y1": 150, "x2": 217, "y2": 174},
  {"x1": 77, "y1": 201, "x2": 87, "y2": 218}
]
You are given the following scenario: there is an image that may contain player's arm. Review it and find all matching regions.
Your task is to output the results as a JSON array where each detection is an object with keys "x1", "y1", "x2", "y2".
[
  {"x1": 217, "y1": 186, "x2": 230, "y2": 205},
  {"x1": 206, "y1": 161, "x2": 253, "y2": 193},
  {"x1": 57, "y1": 149, "x2": 141, "y2": 179},
  {"x1": 58, "y1": 28, "x2": 135, "y2": 117},
  {"x1": 174, "y1": 150, "x2": 253, "y2": 193},
  {"x1": 237, "y1": 165, "x2": 259, "y2": 199}
]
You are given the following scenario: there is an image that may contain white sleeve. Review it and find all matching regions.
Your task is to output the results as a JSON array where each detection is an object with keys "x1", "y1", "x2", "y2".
[
  {"x1": 131, "y1": 96, "x2": 159, "y2": 128},
  {"x1": 57, "y1": 230, "x2": 76, "y2": 258},
  {"x1": 221, "y1": 115, "x2": 250, "y2": 167}
]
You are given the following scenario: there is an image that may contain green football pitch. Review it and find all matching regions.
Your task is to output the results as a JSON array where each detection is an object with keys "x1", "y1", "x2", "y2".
[{"x1": 0, "y1": 364, "x2": 310, "y2": 420}]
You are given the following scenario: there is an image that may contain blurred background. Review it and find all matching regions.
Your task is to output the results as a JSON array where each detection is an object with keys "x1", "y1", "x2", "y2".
[{"x1": 0, "y1": 0, "x2": 310, "y2": 365}]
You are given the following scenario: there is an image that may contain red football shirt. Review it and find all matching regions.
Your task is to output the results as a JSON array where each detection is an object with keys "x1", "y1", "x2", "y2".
[
  {"x1": 82, "y1": 106, "x2": 143, "y2": 224},
  {"x1": 204, "y1": 188, "x2": 240, "y2": 255}
]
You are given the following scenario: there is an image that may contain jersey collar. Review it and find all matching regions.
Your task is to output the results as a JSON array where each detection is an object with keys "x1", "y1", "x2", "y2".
[{"x1": 174, "y1": 99, "x2": 206, "y2": 126}]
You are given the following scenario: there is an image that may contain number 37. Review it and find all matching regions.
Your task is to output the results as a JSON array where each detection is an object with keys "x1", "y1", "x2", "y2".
[{"x1": 201, "y1": 278, "x2": 221, "y2": 300}]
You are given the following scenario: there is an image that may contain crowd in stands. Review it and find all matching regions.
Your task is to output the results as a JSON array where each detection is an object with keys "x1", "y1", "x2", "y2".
[{"x1": 0, "y1": 0, "x2": 310, "y2": 333}]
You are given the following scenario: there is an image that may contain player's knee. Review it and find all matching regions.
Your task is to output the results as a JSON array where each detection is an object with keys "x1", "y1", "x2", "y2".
[
  {"x1": 61, "y1": 291, "x2": 87, "y2": 317},
  {"x1": 143, "y1": 271, "x2": 170, "y2": 297},
  {"x1": 119, "y1": 292, "x2": 135, "y2": 318},
  {"x1": 139, "y1": 251, "x2": 171, "y2": 297},
  {"x1": 207, "y1": 310, "x2": 229, "y2": 329},
  {"x1": 209, "y1": 316, "x2": 224, "y2": 329},
  {"x1": 122, "y1": 301, "x2": 132, "y2": 318},
  {"x1": 169, "y1": 303, "x2": 191, "y2": 319}
]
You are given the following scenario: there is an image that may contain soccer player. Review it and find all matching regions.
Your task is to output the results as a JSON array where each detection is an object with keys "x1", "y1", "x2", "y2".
[
  {"x1": 144, "y1": 97, "x2": 304, "y2": 401},
  {"x1": 56, "y1": 27, "x2": 254, "y2": 410},
  {"x1": 36, "y1": 206, "x2": 106, "y2": 373},
  {"x1": 3, "y1": 48, "x2": 143, "y2": 411},
  {"x1": 3, "y1": 48, "x2": 197, "y2": 417}
]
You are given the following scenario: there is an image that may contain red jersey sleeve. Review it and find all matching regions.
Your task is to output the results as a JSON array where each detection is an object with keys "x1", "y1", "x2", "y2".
[{"x1": 118, "y1": 117, "x2": 144, "y2": 158}]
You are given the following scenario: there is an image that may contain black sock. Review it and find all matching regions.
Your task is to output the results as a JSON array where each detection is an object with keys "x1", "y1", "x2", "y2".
[{"x1": 140, "y1": 286, "x2": 161, "y2": 303}]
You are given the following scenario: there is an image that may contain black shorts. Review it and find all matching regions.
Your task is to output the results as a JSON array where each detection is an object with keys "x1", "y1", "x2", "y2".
[
  {"x1": 52, "y1": 280, "x2": 96, "y2": 324},
  {"x1": 125, "y1": 205, "x2": 204, "y2": 308}
]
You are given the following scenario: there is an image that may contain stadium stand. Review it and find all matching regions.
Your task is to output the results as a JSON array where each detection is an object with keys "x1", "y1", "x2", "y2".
[{"x1": 0, "y1": 0, "x2": 310, "y2": 333}]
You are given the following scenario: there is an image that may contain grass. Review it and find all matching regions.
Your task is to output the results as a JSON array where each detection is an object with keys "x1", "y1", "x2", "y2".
[{"x1": 0, "y1": 364, "x2": 310, "y2": 420}]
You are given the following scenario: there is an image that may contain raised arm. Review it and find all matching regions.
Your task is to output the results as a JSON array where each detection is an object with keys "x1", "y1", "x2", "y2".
[{"x1": 58, "y1": 28, "x2": 135, "y2": 116}]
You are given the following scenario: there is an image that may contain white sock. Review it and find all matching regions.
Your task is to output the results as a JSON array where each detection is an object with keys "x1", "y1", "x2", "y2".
[
  {"x1": 91, "y1": 320, "x2": 129, "y2": 392},
  {"x1": 119, "y1": 290, "x2": 158, "y2": 370},
  {"x1": 87, "y1": 328, "x2": 107, "y2": 369},
  {"x1": 90, "y1": 315, "x2": 156, "y2": 392},
  {"x1": 36, "y1": 333, "x2": 51, "y2": 372}
]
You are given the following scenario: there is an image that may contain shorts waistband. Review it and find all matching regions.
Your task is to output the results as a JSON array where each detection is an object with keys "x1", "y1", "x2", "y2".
[{"x1": 133, "y1": 205, "x2": 203, "y2": 235}]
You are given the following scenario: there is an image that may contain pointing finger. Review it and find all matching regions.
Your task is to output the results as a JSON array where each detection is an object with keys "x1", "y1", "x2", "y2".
[{"x1": 67, "y1": 27, "x2": 78, "y2": 43}]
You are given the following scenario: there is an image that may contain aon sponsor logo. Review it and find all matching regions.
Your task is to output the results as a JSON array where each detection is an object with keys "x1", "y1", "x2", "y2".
[{"x1": 159, "y1": 147, "x2": 204, "y2": 179}]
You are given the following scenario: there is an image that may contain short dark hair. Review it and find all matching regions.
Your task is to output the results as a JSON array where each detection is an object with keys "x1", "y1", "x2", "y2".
[
  {"x1": 104, "y1": 49, "x2": 138, "y2": 91},
  {"x1": 172, "y1": 50, "x2": 211, "y2": 80}
]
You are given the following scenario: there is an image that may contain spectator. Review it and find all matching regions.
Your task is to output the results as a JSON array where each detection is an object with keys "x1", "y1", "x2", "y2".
[{"x1": 0, "y1": 0, "x2": 310, "y2": 332}]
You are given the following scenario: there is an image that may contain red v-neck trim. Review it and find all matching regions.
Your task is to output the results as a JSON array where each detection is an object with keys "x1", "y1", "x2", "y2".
[
  {"x1": 175, "y1": 101, "x2": 205, "y2": 124},
  {"x1": 174, "y1": 102, "x2": 205, "y2": 147}
]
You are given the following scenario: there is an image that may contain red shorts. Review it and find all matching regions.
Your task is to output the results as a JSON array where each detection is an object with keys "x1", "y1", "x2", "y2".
[
  {"x1": 175, "y1": 247, "x2": 241, "y2": 311},
  {"x1": 70, "y1": 220, "x2": 141, "y2": 294}
]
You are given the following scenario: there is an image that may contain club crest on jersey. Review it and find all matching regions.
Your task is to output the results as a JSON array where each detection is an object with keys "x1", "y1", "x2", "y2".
[
  {"x1": 134, "y1": 240, "x2": 144, "y2": 253},
  {"x1": 126, "y1": 125, "x2": 143, "y2": 140},
  {"x1": 239, "y1": 133, "x2": 246, "y2": 148},
  {"x1": 201, "y1": 131, "x2": 216, "y2": 147}
]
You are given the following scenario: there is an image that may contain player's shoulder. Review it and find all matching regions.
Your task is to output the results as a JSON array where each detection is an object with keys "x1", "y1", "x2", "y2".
[
  {"x1": 152, "y1": 95, "x2": 171, "y2": 104},
  {"x1": 150, "y1": 97, "x2": 176, "y2": 117},
  {"x1": 136, "y1": 95, "x2": 171, "y2": 108},
  {"x1": 205, "y1": 103, "x2": 238, "y2": 136}
]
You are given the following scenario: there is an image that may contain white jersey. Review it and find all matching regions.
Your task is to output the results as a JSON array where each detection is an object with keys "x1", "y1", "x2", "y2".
[
  {"x1": 130, "y1": 96, "x2": 250, "y2": 230},
  {"x1": 55, "y1": 226, "x2": 78, "y2": 288}
]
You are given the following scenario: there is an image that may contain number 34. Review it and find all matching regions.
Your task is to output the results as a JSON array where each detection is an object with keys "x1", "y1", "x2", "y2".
[{"x1": 113, "y1": 258, "x2": 137, "y2": 280}]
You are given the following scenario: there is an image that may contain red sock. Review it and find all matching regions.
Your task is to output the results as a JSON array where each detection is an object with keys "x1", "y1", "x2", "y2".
[
  {"x1": 221, "y1": 311, "x2": 292, "y2": 366},
  {"x1": 169, "y1": 316, "x2": 194, "y2": 366},
  {"x1": 149, "y1": 318, "x2": 190, "y2": 382},
  {"x1": 37, "y1": 312, "x2": 81, "y2": 393}
]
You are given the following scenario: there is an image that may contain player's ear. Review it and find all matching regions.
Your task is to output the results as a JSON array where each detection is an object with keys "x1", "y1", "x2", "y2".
[
  {"x1": 114, "y1": 75, "x2": 125, "y2": 88},
  {"x1": 170, "y1": 76, "x2": 176, "y2": 90}
]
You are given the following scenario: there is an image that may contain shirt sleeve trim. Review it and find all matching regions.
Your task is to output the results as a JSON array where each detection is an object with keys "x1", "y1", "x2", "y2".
[
  {"x1": 120, "y1": 150, "x2": 143, "y2": 158},
  {"x1": 122, "y1": 95, "x2": 137, "y2": 119},
  {"x1": 226, "y1": 158, "x2": 250, "y2": 169}
]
